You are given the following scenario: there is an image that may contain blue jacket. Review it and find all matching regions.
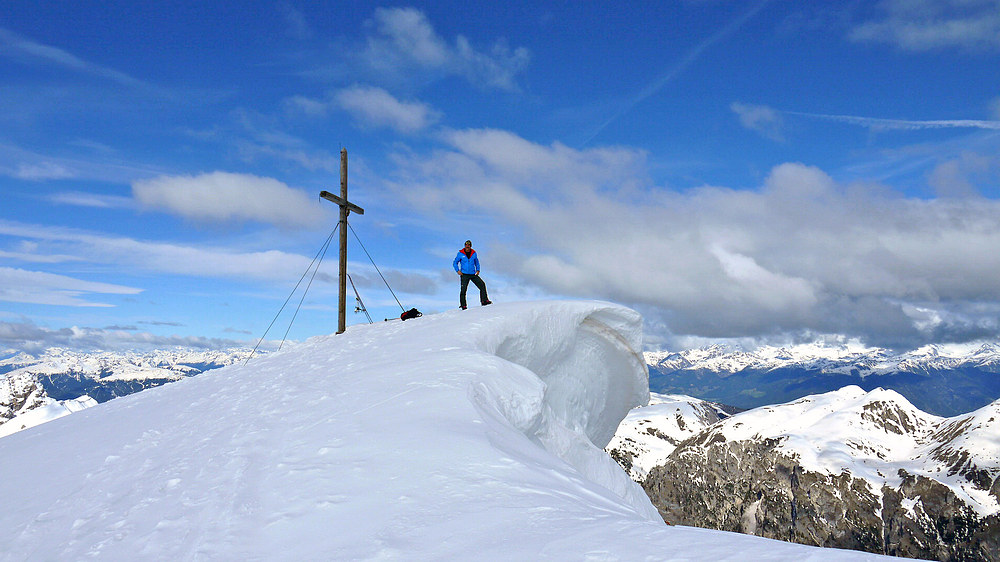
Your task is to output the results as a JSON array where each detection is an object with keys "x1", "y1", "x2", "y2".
[{"x1": 453, "y1": 248, "x2": 480, "y2": 275}]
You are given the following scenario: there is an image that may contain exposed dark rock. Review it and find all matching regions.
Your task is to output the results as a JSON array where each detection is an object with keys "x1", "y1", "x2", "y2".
[{"x1": 642, "y1": 437, "x2": 999, "y2": 561}]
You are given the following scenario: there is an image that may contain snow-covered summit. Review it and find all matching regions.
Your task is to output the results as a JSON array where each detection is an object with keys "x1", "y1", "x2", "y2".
[
  {"x1": 688, "y1": 386, "x2": 999, "y2": 516},
  {"x1": 637, "y1": 387, "x2": 999, "y2": 559},
  {"x1": 606, "y1": 392, "x2": 737, "y2": 481},
  {"x1": 0, "y1": 301, "x2": 881, "y2": 560}
]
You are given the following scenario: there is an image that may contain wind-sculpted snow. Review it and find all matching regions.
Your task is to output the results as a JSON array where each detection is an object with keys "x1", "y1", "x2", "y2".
[{"x1": 0, "y1": 302, "x2": 885, "y2": 560}]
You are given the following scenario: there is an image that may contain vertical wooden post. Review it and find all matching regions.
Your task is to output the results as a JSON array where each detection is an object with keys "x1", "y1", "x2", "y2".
[
  {"x1": 319, "y1": 150, "x2": 363, "y2": 335},
  {"x1": 337, "y1": 148, "x2": 348, "y2": 334}
]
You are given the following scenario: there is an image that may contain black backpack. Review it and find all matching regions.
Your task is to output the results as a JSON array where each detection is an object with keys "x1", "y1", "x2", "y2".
[{"x1": 400, "y1": 308, "x2": 422, "y2": 321}]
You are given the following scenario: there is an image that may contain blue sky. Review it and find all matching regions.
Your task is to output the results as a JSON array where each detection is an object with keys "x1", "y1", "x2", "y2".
[{"x1": 2, "y1": 0, "x2": 1000, "y2": 353}]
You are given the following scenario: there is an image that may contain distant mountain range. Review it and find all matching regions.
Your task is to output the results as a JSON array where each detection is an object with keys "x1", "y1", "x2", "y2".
[
  {"x1": 646, "y1": 341, "x2": 1000, "y2": 416},
  {"x1": 608, "y1": 388, "x2": 1000, "y2": 561},
  {"x1": 1, "y1": 348, "x2": 251, "y2": 436}
]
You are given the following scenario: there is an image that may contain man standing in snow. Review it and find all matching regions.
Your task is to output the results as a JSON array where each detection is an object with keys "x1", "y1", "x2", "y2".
[{"x1": 453, "y1": 240, "x2": 491, "y2": 310}]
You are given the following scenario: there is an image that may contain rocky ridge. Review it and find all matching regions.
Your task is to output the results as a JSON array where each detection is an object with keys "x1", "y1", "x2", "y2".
[
  {"x1": 606, "y1": 392, "x2": 739, "y2": 481},
  {"x1": 614, "y1": 386, "x2": 1000, "y2": 560}
]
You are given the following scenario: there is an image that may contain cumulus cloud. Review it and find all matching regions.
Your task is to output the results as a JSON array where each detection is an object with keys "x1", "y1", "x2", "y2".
[
  {"x1": 132, "y1": 172, "x2": 327, "y2": 228},
  {"x1": 731, "y1": 102, "x2": 785, "y2": 141},
  {"x1": 386, "y1": 129, "x2": 1000, "y2": 348},
  {"x1": 359, "y1": 7, "x2": 530, "y2": 90},
  {"x1": 0, "y1": 267, "x2": 142, "y2": 307},
  {"x1": 850, "y1": 0, "x2": 1000, "y2": 51},
  {"x1": 928, "y1": 153, "x2": 995, "y2": 198}
]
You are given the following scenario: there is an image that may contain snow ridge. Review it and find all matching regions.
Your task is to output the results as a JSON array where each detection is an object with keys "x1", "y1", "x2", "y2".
[
  {"x1": 619, "y1": 386, "x2": 999, "y2": 516},
  {"x1": 0, "y1": 301, "x2": 882, "y2": 560},
  {"x1": 606, "y1": 392, "x2": 736, "y2": 481}
]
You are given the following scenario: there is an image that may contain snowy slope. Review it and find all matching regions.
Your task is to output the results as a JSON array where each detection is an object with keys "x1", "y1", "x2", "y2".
[
  {"x1": 606, "y1": 392, "x2": 736, "y2": 481},
  {"x1": 0, "y1": 348, "x2": 251, "y2": 436},
  {"x1": 690, "y1": 386, "x2": 999, "y2": 516},
  {"x1": 0, "y1": 301, "x2": 888, "y2": 560},
  {"x1": 0, "y1": 393, "x2": 97, "y2": 439},
  {"x1": 0, "y1": 368, "x2": 99, "y2": 438},
  {"x1": 637, "y1": 387, "x2": 999, "y2": 558}
]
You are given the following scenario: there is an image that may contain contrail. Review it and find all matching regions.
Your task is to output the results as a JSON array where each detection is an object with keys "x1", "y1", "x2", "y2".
[
  {"x1": 786, "y1": 111, "x2": 1000, "y2": 131},
  {"x1": 581, "y1": 0, "x2": 771, "y2": 147}
]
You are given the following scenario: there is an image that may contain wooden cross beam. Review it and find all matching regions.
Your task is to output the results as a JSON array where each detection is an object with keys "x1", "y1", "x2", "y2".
[{"x1": 320, "y1": 148, "x2": 365, "y2": 334}]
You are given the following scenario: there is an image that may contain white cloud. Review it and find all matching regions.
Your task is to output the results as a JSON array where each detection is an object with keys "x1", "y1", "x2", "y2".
[
  {"x1": 132, "y1": 172, "x2": 328, "y2": 228},
  {"x1": 385, "y1": 129, "x2": 1000, "y2": 347},
  {"x1": 286, "y1": 86, "x2": 441, "y2": 133},
  {"x1": 731, "y1": 102, "x2": 785, "y2": 141},
  {"x1": 0, "y1": 142, "x2": 164, "y2": 184},
  {"x1": 850, "y1": 0, "x2": 1000, "y2": 51},
  {"x1": 0, "y1": 250, "x2": 83, "y2": 264},
  {"x1": 928, "y1": 152, "x2": 995, "y2": 198},
  {"x1": 360, "y1": 7, "x2": 530, "y2": 90},
  {"x1": 13, "y1": 161, "x2": 76, "y2": 180},
  {"x1": 49, "y1": 191, "x2": 134, "y2": 209},
  {"x1": 0, "y1": 220, "x2": 311, "y2": 283},
  {"x1": 284, "y1": 95, "x2": 330, "y2": 117},
  {"x1": 0, "y1": 221, "x2": 438, "y2": 299},
  {"x1": 0, "y1": 267, "x2": 142, "y2": 307},
  {"x1": 0, "y1": 320, "x2": 256, "y2": 354},
  {"x1": 335, "y1": 85, "x2": 440, "y2": 133},
  {"x1": 0, "y1": 27, "x2": 155, "y2": 91}
]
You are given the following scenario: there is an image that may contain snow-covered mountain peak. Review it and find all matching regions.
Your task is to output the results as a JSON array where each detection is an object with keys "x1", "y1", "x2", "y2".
[
  {"x1": 718, "y1": 386, "x2": 941, "y2": 465},
  {"x1": 0, "y1": 301, "x2": 884, "y2": 560},
  {"x1": 635, "y1": 388, "x2": 999, "y2": 559},
  {"x1": 679, "y1": 386, "x2": 996, "y2": 516},
  {"x1": 646, "y1": 338, "x2": 1000, "y2": 374},
  {"x1": 924, "y1": 399, "x2": 1000, "y2": 499},
  {"x1": 606, "y1": 392, "x2": 736, "y2": 481}
]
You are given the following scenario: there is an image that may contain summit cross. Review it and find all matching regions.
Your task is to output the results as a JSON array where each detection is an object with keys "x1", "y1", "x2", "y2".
[{"x1": 320, "y1": 148, "x2": 365, "y2": 335}]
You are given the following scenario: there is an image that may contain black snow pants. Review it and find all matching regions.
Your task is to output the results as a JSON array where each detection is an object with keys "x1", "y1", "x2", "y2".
[{"x1": 460, "y1": 273, "x2": 489, "y2": 308}]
